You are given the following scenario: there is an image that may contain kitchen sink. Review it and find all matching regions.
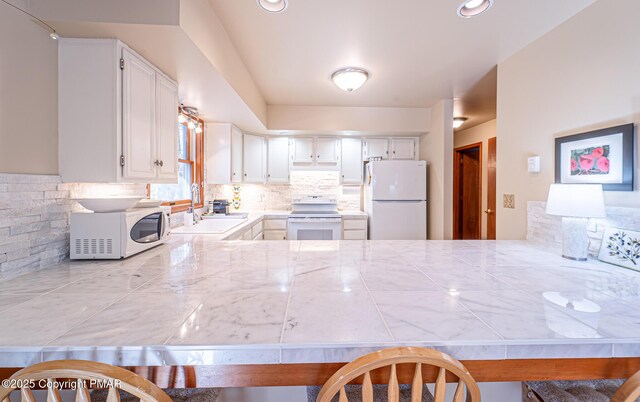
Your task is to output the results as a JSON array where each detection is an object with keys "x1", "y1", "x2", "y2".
[{"x1": 202, "y1": 212, "x2": 249, "y2": 219}]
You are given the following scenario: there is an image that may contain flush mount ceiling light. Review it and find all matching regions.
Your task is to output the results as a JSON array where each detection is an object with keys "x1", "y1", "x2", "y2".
[
  {"x1": 331, "y1": 68, "x2": 369, "y2": 92},
  {"x1": 453, "y1": 117, "x2": 468, "y2": 129},
  {"x1": 257, "y1": 0, "x2": 288, "y2": 13},
  {"x1": 457, "y1": 0, "x2": 493, "y2": 18}
]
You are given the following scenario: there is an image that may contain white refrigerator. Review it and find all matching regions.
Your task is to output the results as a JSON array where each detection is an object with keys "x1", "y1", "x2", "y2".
[{"x1": 364, "y1": 160, "x2": 427, "y2": 240}]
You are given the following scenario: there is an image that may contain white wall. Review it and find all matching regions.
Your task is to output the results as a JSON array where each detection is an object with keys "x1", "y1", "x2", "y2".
[
  {"x1": 496, "y1": 0, "x2": 640, "y2": 239},
  {"x1": 0, "y1": 0, "x2": 58, "y2": 174},
  {"x1": 454, "y1": 119, "x2": 496, "y2": 239},
  {"x1": 420, "y1": 99, "x2": 453, "y2": 240}
]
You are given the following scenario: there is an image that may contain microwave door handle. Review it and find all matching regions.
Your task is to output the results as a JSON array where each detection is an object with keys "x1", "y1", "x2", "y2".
[{"x1": 157, "y1": 213, "x2": 164, "y2": 238}]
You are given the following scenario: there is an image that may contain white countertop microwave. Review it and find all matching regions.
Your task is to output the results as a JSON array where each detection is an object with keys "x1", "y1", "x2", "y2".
[{"x1": 71, "y1": 207, "x2": 169, "y2": 259}]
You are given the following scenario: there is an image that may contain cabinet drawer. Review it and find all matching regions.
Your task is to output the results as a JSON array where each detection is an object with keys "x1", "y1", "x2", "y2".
[
  {"x1": 343, "y1": 219, "x2": 367, "y2": 230},
  {"x1": 264, "y1": 230, "x2": 287, "y2": 240},
  {"x1": 343, "y1": 230, "x2": 367, "y2": 240},
  {"x1": 263, "y1": 219, "x2": 287, "y2": 230},
  {"x1": 242, "y1": 229, "x2": 252, "y2": 240},
  {"x1": 251, "y1": 222, "x2": 263, "y2": 238}
]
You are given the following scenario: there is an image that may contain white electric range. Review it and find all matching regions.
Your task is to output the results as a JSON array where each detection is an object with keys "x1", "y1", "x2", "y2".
[{"x1": 287, "y1": 196, "x2": 342, "y2": 240}]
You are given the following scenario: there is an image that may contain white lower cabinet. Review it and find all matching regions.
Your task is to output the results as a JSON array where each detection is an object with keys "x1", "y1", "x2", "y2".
[
  {"x1": 263, "y1": 218, "x2": 288, "y2": 240},
  {"x1": 342, "y1": 219, "x2": 368, "y2": 240}
]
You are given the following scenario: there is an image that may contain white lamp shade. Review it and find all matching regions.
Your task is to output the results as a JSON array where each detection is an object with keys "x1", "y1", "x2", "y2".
[
  {"x1": 331, "y1": 68, "x2": 369, "y2": 92},
  {"x1": 545, "y1": 184, "x2": 606, "y2": 218}
]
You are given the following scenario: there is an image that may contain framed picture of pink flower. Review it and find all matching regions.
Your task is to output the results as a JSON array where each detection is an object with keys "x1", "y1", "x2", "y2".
[{"x1": 555, "y1": 123, "x2": 634, "y2": 191}]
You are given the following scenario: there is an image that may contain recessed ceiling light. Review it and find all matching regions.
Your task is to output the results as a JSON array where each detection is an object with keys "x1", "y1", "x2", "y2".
[
  {"x1": 331, "y1": 68, "x2": 369, "y2": 92},
  {"x1": 453, "y1": 117, "x2": 468, "y2": 129},
  {"x1": 457, "y1": 0, "x2": 493, "y2": 18},
  {"x1": 257, "y1": 0, "x2": 287, "y2": 13}
]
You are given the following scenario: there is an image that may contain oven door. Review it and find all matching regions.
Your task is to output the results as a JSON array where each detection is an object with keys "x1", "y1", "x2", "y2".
[
  {"x1": 124, "y1": 209, "x2": 168, "y2": 257},
  {"x1": 287, "y1": 217, "x2": 342, "y2": 240}
]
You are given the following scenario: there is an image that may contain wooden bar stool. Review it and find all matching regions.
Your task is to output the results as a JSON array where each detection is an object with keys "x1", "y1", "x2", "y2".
[
  {"x1": 0, "y1": 360, "x2": 172, "y2": 402},
  {"x1": 311, "y1": 347, "x2": 481, "y2": 402}
]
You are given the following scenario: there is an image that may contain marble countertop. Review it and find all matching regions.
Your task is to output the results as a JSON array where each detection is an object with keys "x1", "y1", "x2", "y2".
[{"x1": 1, "y1": 239, "x2": 640, "y2": 367}]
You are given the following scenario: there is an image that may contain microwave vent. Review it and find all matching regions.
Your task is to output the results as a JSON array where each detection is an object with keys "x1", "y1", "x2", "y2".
[{"x1": 74, "y1": 238, "x2": 114, "y2": 256}]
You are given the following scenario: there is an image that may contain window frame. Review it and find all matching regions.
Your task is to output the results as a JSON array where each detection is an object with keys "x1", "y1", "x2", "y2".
[{"x1": 147, "y1": 109, "x2": 205, "y2": 214}]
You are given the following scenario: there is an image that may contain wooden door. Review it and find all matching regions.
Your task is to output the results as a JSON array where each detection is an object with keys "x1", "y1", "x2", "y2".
[
  {"x1": 155, "y1": 74, "x2": 179, "y2": 181},
  {"x1": 486, "y1": 137, "x2": 497, "y2": 239},
  {"x1": 453, "y1": 143, "x2": 482, "y2": 240},
  {"x1": 267, "y1": 137, "x2": 290, "y2": 183},
  {"x1": 122, "y1": 48, "x2": 156, "y2": 180}
]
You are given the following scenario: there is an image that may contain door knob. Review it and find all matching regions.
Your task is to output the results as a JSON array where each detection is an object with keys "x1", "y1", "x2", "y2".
[
  {"x1": 159, "y1": 160, "x2": 163, "y2": 167},
  {"x1": 484, "y1": 209, "x2": 493, "y2": 214}
]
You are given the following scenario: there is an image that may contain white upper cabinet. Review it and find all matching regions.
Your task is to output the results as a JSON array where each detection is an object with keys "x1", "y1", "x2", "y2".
[
  {"x1": 122, "y1": 49, "x2": 156, "y2": 180},
  {"x1": 341, "y1": 138, "x2": 363, "y2": 185},
  {"x1": 391, "y1": 138, "x2": 417, "y2": 160},
  {"x1": 155, "y1": 75, "x2": 179, "y2": 180},
  {"x1": 267, "y1": 137, "x2": 290, "y2": 183},
  {"x1": 205, "y1": 123, "x2": 243, "y2": 184},
  {"x1": 231, "y1": 127, "x2": 243, "y2": 183},
  {"x1": 58, "y1": 39, "x2": 178, "y2": 183},
  {"x1": 364, "y1": 138, "x2": 389, "y2": 160},
  {"x1": 243, "y1": 133, "x2": 266, "y2": 183},
  {"x1": 291, "y1": 138, "x2": 315, "y2": 165},
  {"x1": 316, "y1": 138, "x2": 340, "y2": 164}
]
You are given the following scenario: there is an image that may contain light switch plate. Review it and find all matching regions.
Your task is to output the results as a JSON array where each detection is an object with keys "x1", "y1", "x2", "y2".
[
  {"x1": 503, "y1": 194, "x2": 515, "y2": 209},
  {"x1": 527, "y1": 156, "x2": 541, "y2": 173}
]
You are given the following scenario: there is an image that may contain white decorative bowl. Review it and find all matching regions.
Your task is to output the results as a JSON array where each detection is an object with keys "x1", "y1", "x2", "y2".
[
  {"x1": 74, "y1": 197, "x2": 143, "y2": 213},
  {"x1": 135, "y1": 199, "x2": 164, "y2": 208}
]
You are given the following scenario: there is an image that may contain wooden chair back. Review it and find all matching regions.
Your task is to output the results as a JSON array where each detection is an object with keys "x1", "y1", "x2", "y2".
[
  {"x1": 316, "y1": 347, "x2": 481, "y2": 402},
  {"x1": 0, "y1": 360, "x2": 172, "y2": 402},
  {"x1": 612, "y1": 371, "x2": 640, "y2": 402}
]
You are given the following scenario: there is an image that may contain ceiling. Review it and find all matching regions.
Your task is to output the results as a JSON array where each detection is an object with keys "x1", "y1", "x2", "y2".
[{"x1": 208, "y1": 0, "x2": 595, "y2": 109}]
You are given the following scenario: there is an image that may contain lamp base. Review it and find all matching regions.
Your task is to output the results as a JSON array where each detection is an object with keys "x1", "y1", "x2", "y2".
[{"x1": 561, "y1": 217, "x2": 589, "y2": 261}]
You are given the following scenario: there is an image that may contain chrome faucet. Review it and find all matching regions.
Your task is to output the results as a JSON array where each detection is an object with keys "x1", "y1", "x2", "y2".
[{"x1": 190, "y1": 183, "x2": 201, "y2": 223}]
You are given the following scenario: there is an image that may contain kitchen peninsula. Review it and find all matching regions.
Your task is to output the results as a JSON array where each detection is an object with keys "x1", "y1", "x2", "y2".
[{"x1": 1, "y1": 238, "x2": 640, "y2": 385}]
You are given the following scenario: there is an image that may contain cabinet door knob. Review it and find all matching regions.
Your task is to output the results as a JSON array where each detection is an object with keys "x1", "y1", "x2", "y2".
[
  {"x1": 159, "y1": 160, "x2": 164, "y2": 167},
  {"x1": 317, "y1": 155, "x2": 320, "y2": 158},
  {"x1": 244, "y1": 173, "x2": 247, "y2": 176},
  {"x1": 484, "y1": 209, "x2": 493, "y2": 215},
  {"x1": 154, "y1": 160, "x2": 159, "y2": 166}
]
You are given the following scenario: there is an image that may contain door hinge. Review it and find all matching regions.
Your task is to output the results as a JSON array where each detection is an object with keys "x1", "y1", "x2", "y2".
[
  {"x1": 120, "y1": 58, "x2": 124, "y2": 70},
  {"x1": 120, "y1": 155, "x2": 125, "y2": 167}
]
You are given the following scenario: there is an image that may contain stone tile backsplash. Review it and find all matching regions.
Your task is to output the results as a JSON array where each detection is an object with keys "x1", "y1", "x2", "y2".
[
  {"x1": 527, "y1": 201, "x2": 640, "y2": 257},
  {"x1": 206, "y1": 171, "x2": 362, "y2": 212},
  {"x1": 0, "y1": 171, "x2": 362, "y2": 276},
  {"x1": 0, "y1": 174, "x2": 146, "y2": 278}
]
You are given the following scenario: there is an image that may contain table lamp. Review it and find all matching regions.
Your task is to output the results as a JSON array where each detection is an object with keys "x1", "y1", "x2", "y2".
[{"x1": 545, "y1": 184, "x2": 606, "y2": 261}]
